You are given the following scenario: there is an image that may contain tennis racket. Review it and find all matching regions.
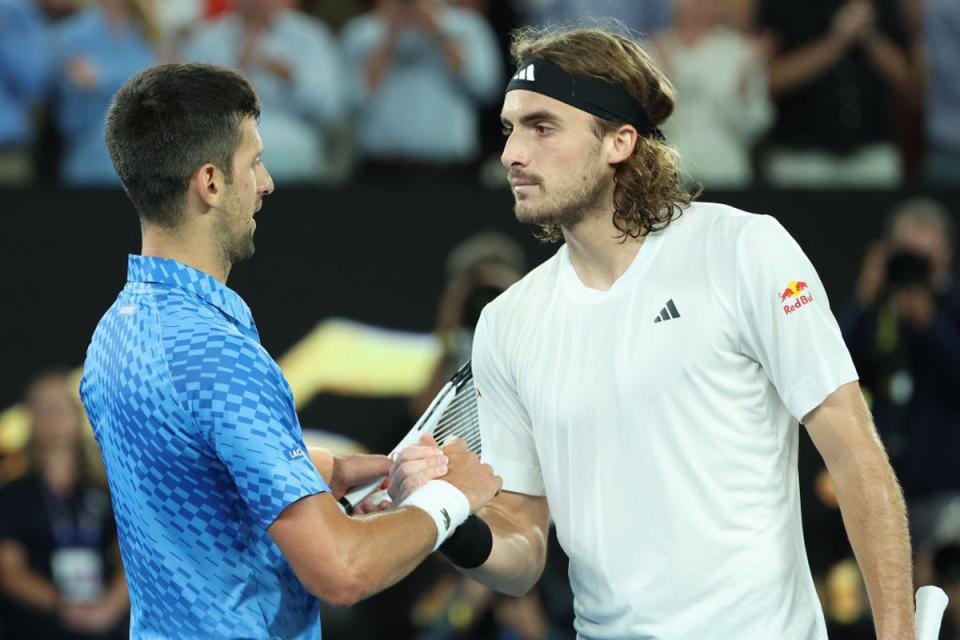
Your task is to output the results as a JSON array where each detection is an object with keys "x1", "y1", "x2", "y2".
[
  {"x1": 339, "y1": 361, "x2": 480, "y2": 515},
  {"x1": 915, "y1": 585, "x2": 949, "y2": 640}
]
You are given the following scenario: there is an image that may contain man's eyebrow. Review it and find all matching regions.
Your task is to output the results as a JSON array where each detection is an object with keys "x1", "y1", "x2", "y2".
[
  {"x1": 501, "y1": 110, "x2": 562, "y2": 127},
  {"x1": 519, "y1": 110, "x2": 561, "y2": 125}
]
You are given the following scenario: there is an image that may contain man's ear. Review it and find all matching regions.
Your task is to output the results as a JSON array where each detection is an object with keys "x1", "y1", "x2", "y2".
[
  {"x1": 605, "y1": 124, "x2": 639, "y2": 165},
  {"x1": 191, "y1": 163, "x2": 223, "y2": 210}
]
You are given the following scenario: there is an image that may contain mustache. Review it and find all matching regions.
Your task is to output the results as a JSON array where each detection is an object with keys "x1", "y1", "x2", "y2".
[{"x1": 508, "y1": 170, "x2": 542, "y2": 184}]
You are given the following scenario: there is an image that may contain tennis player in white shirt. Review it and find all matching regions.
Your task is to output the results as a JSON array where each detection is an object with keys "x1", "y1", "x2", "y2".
[{"x1": 390, "y1": 25, "x2": 915, "y2": 640}]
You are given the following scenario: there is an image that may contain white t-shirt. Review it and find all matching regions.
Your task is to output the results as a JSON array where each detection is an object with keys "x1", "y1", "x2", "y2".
[{"x1": 473, "y1": 202, "x2": 858, "y2": 640}]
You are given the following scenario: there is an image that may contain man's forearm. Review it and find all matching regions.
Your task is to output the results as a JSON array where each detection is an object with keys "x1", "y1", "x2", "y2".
[
  {"x1": 0, "y1": 568, "x2": 60, "y2": 612},
  {"x1": 458, "y1": 501, "x2": 548, "y2": 597},
  {"x1": 309, "y1": 447, "x2": 334, "y2": 485},
  {"x1": 863, "y1": 32, "x2": 913, "y2": 93},
  {"x1": 830, "y1": 447, "x2": 913, "y2": 639},
  {"x1": 769, "y1": 33, "x2": 848, "y2": 97}
]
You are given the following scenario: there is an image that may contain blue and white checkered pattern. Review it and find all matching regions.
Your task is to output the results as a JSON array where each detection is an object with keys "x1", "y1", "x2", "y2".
[{"x1": 81, "y1": 255, "x2": 329, "y2": 639}]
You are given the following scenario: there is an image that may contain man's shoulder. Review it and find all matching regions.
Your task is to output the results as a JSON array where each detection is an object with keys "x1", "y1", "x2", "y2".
[
  {"x1": 677, "y1": 201, "x2": 774, "y2": 245},
  {"x1": 117, "y1": 288, "x2": 265, "y2": 372}
]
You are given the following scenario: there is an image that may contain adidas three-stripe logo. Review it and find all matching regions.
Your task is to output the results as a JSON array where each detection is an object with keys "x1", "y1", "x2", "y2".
[
  {"x1": 653, "y1": 299, "x2": 681, "y2": 323},
  {"x1": 512, "y1": 63, "x2": 535, "y2": 81}
]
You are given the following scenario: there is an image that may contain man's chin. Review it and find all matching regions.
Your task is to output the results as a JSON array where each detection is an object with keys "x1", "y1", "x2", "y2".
[
  {"x1": 514, "y1": 203, "x2": 539, "y2": 224},
  {"x1": 515, "y1": 204, "x2": 555, "y2": 226},
  {"x1": 231, "y1": 241, "x2": 256, "y2": 265}
]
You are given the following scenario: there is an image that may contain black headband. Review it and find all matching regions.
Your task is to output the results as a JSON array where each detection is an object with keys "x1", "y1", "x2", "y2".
[{"x1": 505, "y1": 58, "x2": 661, "y2": 138}]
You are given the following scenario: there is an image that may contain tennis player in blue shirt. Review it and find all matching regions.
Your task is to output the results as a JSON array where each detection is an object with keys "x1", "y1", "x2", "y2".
[{"x1": 79, "y1": 62, "x2": 501, "y2": 639}]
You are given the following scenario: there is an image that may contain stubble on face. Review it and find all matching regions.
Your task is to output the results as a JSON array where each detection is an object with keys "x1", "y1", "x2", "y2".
[
  {"x1": 213, "y1": 183, "x2": 257, "y2": 268},
  {"x1": 511, "y1": 140, "x2": 610, "y2": 231}
]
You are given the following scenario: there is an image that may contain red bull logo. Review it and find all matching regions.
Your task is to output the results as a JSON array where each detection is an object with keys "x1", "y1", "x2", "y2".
[{"x1": 779, "y1": 280, "x2": 814, "y2": 314}]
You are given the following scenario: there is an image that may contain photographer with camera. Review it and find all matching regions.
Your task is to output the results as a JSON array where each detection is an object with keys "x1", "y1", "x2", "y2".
[{"x1": 841, "y1": 198, "x2": 960, "y2": 555}]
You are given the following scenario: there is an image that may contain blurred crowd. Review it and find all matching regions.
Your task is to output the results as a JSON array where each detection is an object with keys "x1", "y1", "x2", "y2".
[{"x1": 1, "y1": 0, "x2": 959, "y2": 189}]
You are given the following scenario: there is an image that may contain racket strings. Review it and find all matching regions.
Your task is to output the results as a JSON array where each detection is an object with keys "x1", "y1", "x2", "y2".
[{"x1": 431, "y1": 376, "x2": 481, "y2": 453}]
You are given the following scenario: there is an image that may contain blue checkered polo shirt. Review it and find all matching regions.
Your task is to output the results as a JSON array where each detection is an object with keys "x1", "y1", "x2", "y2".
[{"x1": 80, "y1": 255, "x2": 329, "y2": 639}]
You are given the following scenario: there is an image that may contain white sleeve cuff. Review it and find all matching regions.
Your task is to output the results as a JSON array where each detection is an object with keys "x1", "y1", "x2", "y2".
[
  {"x1": 783, "y1": 351, "x2": 859, "y2": 422},
  {"x1": 481, "y1": 456, "x2": 545, "y2": 496}
]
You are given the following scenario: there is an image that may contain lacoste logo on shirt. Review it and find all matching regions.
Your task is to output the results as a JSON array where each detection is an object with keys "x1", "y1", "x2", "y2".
[
  {"x1": 512, "y1": 63, "x2": 535, "y2": 81},
  {"x1": 653, "y1": 299, "x2": 681, "y2": 323},
  {"x1": 441, "y1": 508, "x2": 451, "y2": 531}
]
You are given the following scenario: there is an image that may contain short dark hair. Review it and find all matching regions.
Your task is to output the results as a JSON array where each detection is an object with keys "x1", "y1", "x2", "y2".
[{"x1": 105, "y1": 63, "x2": 261, "y2": 227}]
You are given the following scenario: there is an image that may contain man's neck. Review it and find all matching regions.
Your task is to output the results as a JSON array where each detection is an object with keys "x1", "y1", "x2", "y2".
[
  {"x1": 562, "y1": 211, "x2": 645, "y2": 291},
  {"x1": 141, "y1": 225, "x2": 230, "y2": 284},
  {"x1": 40, "y1": 448, "x2": 78, "y2": 495}
]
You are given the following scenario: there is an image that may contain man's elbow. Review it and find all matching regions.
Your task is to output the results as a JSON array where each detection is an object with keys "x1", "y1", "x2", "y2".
[
  {"x1": 302, "y1": 566, "x2": 365, "y2": 607},
  {"x1": 300, "y1": 564, "x2": 369, "y2": 607}
]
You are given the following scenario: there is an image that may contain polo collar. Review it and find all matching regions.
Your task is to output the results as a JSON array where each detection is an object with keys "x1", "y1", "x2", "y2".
[{"x1": 126, "y1": 255, "x2": 255, "y2": 331}]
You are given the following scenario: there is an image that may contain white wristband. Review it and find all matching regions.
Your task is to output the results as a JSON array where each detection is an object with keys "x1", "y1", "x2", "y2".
[{"x1": 399, "y1": 480, "x2": 470, "y2": 552}]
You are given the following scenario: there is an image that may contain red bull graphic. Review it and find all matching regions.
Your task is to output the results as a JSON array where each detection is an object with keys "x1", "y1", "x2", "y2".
[{"x1": 778, "y1": 280, "x2": 814, "y2": 314}]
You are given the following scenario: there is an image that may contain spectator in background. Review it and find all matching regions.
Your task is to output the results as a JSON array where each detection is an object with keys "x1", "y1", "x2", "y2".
[
  {"x1": 923, "y1": 0, "x2": 960, "y2": 186},
  {"x1": 0, "y1": 0, "x2": 48, "y2": 185},
  {"x1": 49, "y1": 0, "x2": 157, "y2": 185},
  {"x1": 156, "y1": 0, "x2": 201, "y2": 60},
  {"x1": 528, "y1": 0, "x2": 672, "y2": 38},
  {"x1": 0, "y1": 370, "x2": 128, "y2": 640},
  {"x1": 650, "y1": 0, "x2": 772, "y2": 188},
  {"x1": 183, "y1": 0, "x2": 346, "y2": 182},
  {"x1": 841, "y1": 199, "x2": 960, "y2": 559},
  {"x1": 341, "y1": 0, "x2": 501, "y2": 169},
  {"x1": 757, "y1": 0, "x2": 913, "y2": 187}
]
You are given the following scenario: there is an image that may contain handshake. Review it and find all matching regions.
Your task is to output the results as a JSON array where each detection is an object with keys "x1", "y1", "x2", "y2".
[{"x1": 327, "y1": 434, "x2": 502, "y2": 517}]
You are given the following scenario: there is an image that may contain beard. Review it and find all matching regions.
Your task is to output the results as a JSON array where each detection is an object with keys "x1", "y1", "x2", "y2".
[
  {"x1": 214, "y1": 199, "x2": 256, "y2": 267},
  {"x1": 514, "y1": 167, "x2": 610, "y2": 230},
  {"x1": 225, "y1": 226, "x2": 255, "y2": 264}
]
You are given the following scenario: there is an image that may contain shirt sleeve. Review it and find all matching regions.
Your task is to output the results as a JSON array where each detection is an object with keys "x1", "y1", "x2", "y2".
[
  {"x1": 181, "y1": 331, "x2": 329, "y2": 531},
  {"x1": 734, "y1": 215, "x2": 859, "y2": 422},
  {"x1": 473, "y1": 310, "x2": 545, "y2": 496}
]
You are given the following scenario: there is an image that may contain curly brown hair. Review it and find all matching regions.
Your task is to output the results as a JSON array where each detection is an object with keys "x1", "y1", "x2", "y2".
[{"x1": 510, "y1": 25, "x2": 699, "y2": 243}]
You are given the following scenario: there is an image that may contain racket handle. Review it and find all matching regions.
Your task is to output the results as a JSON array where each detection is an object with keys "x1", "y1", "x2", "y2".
[
  {"x1": 339, "y1": 476, "x2": 386, "y2": 515},
  {"x1": 915, "y1": 585, "x2": 949, "y2": 640}
]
